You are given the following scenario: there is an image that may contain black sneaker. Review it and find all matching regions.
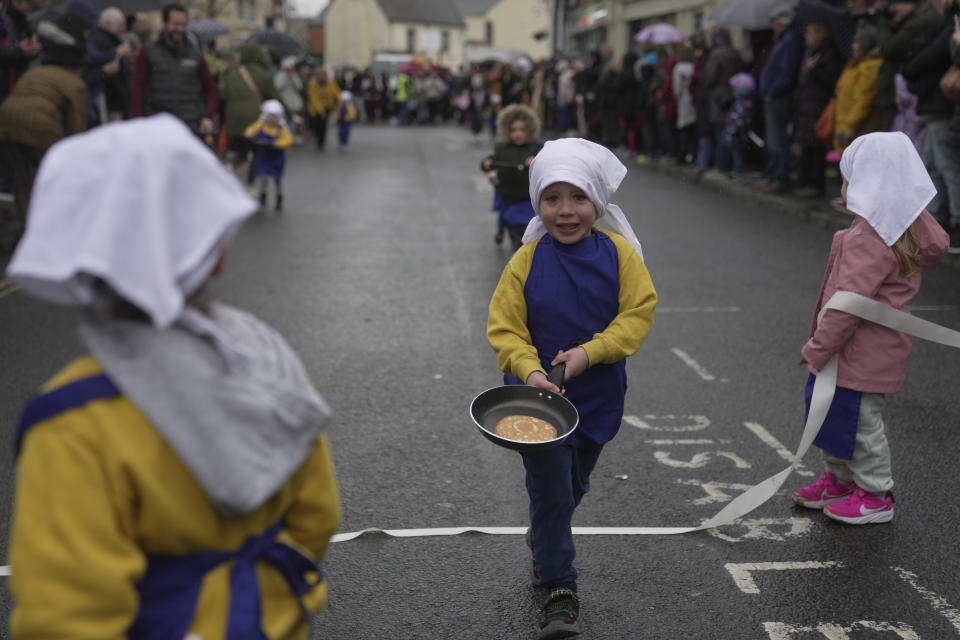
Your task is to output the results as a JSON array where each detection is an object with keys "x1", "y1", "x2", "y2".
[
  {"x1": 537, "y1": 588, "x2": 582, "y2": 639},
  {"x1": 275, "y1": 195, "x2": 283, "y2": 212},
  {"x1": 494, "y1": 228, "x2": 504, "y2": 244},
  {"x1": 259, "y1": 192, "x2": 267, "y2": 209}
]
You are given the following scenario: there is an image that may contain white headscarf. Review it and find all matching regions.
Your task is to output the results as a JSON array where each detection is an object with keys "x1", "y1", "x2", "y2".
[
  {"x1": 7, "y1": 114, "x2": 258, "y2": 354},
  {"x1": 840, "y1": 131, "x2": 936, "y2": 246},
  {"x1": 522, "y1": 138, "x2": 644, "y2": 259},
  {"x1": 259, "y1": 98, "x2": 288, "y2": 128}
]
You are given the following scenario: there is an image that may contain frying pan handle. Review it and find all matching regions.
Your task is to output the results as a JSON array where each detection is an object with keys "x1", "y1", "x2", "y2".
[{"x1": 546, "y1": 362, "x2": 566, "y2": 391}]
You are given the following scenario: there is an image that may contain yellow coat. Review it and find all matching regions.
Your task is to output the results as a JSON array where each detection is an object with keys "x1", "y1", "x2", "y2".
[
  {"x1": 307, "y1": 78, "x2": 341, "y2": 117},
  {"x1": 833, "y1": 56, "x2": 883, "y2": 152},
  {"x1": 9, "y1": 355, "x2": 341, "y2": 639}
]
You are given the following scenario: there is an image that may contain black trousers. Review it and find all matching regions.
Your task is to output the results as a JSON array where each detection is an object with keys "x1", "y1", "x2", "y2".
[
  {"x1": 0, "y1": 141, "x2": 44, "y2": 220},
  {"x1": 312, "y1": 114, "x2": 329, "y2": 149}
]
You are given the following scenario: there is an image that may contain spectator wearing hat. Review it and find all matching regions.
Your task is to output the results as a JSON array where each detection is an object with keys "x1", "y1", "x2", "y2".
[
  {"x1": 792, "y1": 20, "x2": 843, "y2": 198},
  {"x1": 0, "y1": 11, "x2": 89, "y2": 221},
  {"x1": 0, "y1": 0, "x2": 42, "y2": 103},
  {"x1": 757, "y1": 4, "x2": 804, "y2": 193},
  {"x1": 719, "y1": 72, "x2": 756, "y2": 179}
]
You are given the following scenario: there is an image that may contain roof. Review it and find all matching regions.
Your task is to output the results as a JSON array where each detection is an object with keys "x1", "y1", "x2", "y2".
[
  {"x1": 452, "y1": 0, "x2": 499, "y2": 16},
  {"x1": 374, "y1": 0, "x2": 465, "y2": 26}
]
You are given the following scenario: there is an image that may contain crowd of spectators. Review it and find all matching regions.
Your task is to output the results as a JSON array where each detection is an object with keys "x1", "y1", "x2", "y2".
[
  {"x1": 3, "y1": 0, "x2": 960, "y2": 252},
  {"x1": 413, "y1": 0, "x2": 960, "y2": 251}
]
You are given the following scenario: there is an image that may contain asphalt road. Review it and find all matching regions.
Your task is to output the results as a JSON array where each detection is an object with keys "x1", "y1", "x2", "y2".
[{"x1": 1, "y1": 124, "x2": 960, "y2": 639}]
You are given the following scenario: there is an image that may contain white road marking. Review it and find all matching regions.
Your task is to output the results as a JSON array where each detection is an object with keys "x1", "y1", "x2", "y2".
[
  {"x1": 725, "y1": 560, "x2": 842, "y2": 594},
  {"x1": 0, "y1": 565, "x2": 9, "y2": 576},
  {"x1": 656, "y1": 306, "x2": 742, "y2": 313},
  {"x1": 624, "y1": 414, "x2": 711, "y2": 432},
  {"x1": 709, "y1": 518, "x2": 812, "y2": 543},
  {"x1": 744, "y1": 422, "x2": 815, "y2": 477},
  {"x1": 644, "y1": 439, "x2": 722, "y2": 445},
  {"x1": 676, "y1": 479, "x2": 755, "y2": 505},
  {"x1": 893, "y1": 566, "x2": 960, "y2": 633},
  {"x1": 654, "y1": 450, "x2": 751, "y2": 469},
  {"x1": 763, "y1": 620, "x2": 919, "y2": 639},
  {"x1": 670, "y1": 348, "x2": 716, "y2": 381}
]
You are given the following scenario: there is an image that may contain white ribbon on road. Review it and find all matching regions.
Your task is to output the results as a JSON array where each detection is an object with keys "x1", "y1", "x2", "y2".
[{"x1": 330, "y1": 291, "x2": 960, "y2": 542}]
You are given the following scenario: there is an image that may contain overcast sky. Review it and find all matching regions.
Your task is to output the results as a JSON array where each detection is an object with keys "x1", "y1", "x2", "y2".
[{"x1": 288, "y1": 0, "x2": 329, "y2": 18}]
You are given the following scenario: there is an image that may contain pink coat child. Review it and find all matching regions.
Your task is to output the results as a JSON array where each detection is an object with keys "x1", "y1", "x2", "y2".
[{"x1": 793, "y1": 132, "x2": 948, "y2": 525}]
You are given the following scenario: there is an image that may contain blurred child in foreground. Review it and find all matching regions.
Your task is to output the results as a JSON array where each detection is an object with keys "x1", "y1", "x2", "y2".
[{"x1": 6, "y1": 114, "x2": 340, "y2": 638}]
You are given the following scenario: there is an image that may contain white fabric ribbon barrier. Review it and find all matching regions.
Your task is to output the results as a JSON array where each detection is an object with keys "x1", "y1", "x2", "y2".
[{"x1": 332, "y1": 292, "x2": 960, "y2": 543}]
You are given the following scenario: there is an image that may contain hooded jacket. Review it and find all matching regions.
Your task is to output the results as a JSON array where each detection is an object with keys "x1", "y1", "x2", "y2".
[
  {"x1": 801, "y1": 212, "x2": 948, "y2": 393},
  {"x1": 0, "y1": 64, "x2": 87, "y2": 149},
  {"x1": 222, "y1": 42, "x2": 285, "y2": 138}
]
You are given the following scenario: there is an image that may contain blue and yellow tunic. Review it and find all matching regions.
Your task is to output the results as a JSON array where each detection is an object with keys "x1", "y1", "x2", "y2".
[
  {"x1": 244, "y1": 120, "x2": 293, "y2": 181},
  {"x1": 9, "y1": 355, "x2": 340, "y2": 639},
  {"x1": 487, "y1": 229, "x2": 657, "y2": 450}
]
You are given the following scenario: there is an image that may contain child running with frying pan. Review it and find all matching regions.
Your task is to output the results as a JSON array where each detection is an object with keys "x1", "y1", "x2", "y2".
[{"x1": 486, "y1": 138, "x2": 657, "y2": 638}]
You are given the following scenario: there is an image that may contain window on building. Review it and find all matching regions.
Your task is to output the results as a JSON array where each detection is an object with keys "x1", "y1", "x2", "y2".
[
  {"x1": 237, "y1": 0, "x2": 256, "y2": 22},
  {"x1": 441, "y1": 30, "x2": 449, "y2": 52},
  {"x1": 485, "y1": 20, "x2": 493, "y2": 45},
  {"x1": 407, "y1": 27, "x2": 416, "y2": 52},
  {"x1": 237, "y1": 0, "x2": 257, "y2": 22}
]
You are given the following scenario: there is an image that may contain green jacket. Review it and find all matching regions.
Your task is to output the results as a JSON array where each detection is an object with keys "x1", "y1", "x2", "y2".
[
  {"x1": 872, "y1": 2, "x2": 943, "y2": 112},
  {"x1": 220, "y1": 43, "x2": 285, "y2": 138}
]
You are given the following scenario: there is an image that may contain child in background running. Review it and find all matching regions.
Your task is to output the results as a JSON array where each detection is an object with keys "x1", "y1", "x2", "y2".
[
  {"x1": 792, "y1": 132, "x2": 948, "y2": 524},
  {"x1": 336, "y1": 90, "x2": 357, "y2": 150},
  {"x1": 480, "y1": 103, "x2": 542, "y2": 250},
  {"x1": 244, "y1": 99, "x2": 293, "y2": 211},
  {"x1": 486, "y1": 138, "x2": 657, "y2": 638}
]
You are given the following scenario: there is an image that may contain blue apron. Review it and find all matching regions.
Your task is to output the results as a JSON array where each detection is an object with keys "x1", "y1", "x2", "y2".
[
  {"x1": 500, "y1": 200, "x2": 536, "y2": 228},
  {"x1": 804, "y1": 373, "x2": 861, "y2": 460},
  {"x1": 16, "y1": 374, "x2": 323, "y2": 639},
  {"x1": 504, "y1": 231, "x2": 627, "y2": 450},
  {"x1": 251, "y1": 129, "x2": 285, "y2": 181}
]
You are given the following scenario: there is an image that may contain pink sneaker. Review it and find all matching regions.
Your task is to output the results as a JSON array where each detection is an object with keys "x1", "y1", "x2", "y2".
[
  {"x1": 791, "y1": 471, "x2": 854, "y2": 509},
  {"x1": 824, "y1": 487, "x2": 894, "y2": 525}
]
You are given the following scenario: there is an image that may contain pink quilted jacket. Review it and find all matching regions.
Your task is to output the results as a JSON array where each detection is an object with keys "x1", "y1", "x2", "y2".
[{"x1": 801, "y1": 211, "x2": 949, "y2": 393}]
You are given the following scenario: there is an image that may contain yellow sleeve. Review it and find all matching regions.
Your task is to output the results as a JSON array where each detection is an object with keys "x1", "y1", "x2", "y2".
[
  {"x1": 346, "y1": 104, "x2": 357, "y2": 122},
  {"x1": 327, "y1": 82, "x2": 341, "y2": 111},
  {"x1": 307, "y1": 80, "x2": 321, "y2": 116},
  {"x1": 580, "y1": 234, "x2": 657, "y2": 366},
  {"x1": 283, "y1": 435, "x2": 341, "y2": 612},
  {"x1": 9, "y1": 406, "x2": 146, "y2": 639},
  {"x1": 274, "y1": 125, "x2": 294, "y2": 149},
  {"x1": 486, "y1": 243, "x2": 543, "y2": 383},
  {"x1": 244, "y1": 120, "x2": 263, "y2": 138}
]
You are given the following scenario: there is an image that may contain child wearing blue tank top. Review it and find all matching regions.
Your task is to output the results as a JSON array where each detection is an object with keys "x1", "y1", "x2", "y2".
[{"x1": 487, "y1": 138, "x2": 657, "y2": 639}]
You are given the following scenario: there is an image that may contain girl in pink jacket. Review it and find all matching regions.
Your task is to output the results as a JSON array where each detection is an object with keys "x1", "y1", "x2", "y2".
[{"x1": 792, "y1": 132, "x2": 949, "y2": 525}]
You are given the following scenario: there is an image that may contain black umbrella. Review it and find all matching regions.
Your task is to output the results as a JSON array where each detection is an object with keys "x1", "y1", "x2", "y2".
[
  {"x1": 247, "y1": 28, "x2": 304, "y2": 64},
  {"x1": 187, "y1": 17, "x2": 229, "y2": 42}
]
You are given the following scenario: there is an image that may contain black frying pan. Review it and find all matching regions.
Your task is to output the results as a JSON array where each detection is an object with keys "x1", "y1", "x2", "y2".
[{"x1": 470, "y1": 364, "x2": 580, "y2": 453}]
